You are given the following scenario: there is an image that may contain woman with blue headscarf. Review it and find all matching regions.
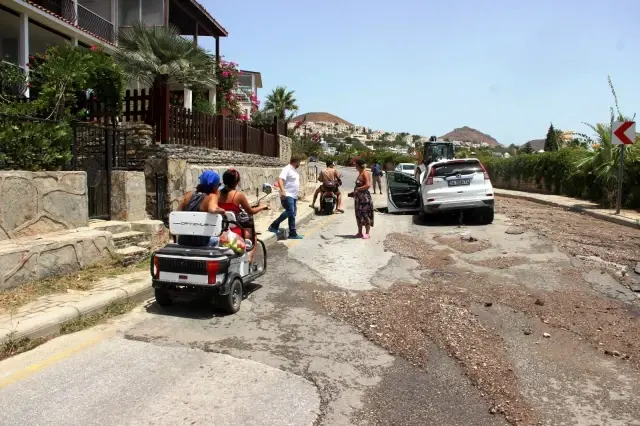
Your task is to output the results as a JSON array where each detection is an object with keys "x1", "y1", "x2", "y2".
[{"x1": 177, "y1": 170, "x2": 225, "y2": 246}]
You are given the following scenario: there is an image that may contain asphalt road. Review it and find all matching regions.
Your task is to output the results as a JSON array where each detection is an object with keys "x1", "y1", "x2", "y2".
[{"x1": 1, "y1": 165, "x2": 638, "y2": 425}]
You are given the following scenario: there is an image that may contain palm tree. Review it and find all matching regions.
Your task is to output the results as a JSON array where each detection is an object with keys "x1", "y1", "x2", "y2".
[
  {"x1": 114, "y1": 22, "x2": 217, "y2": 89},
  {"x1": 264, "y1": 86, "x2": 298, "y2": 120},
  {"x1": 576, "y1": 76, "x2": 639, "y2": 205}
]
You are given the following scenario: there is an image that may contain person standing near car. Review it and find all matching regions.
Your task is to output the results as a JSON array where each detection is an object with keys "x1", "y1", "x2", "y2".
[
  {"x1": 371, "y1": 160, "x2": 383, "y2": 194},
  {"x1": 268, "y1": 155, "x2": 303, "y2": 239},
  {"x1": 348, "y1": 159, "x2": 374, "y2": 239}
]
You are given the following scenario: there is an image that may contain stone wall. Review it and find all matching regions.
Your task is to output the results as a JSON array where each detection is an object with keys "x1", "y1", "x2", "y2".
[
  {"x1": 110, "y1": 171, "x2": 147, "y2": 221},
  {"x1": 0, "y1": 171, "x2": 88, "y2": 241},
  {"x1": 279, "y1": 135, "x2": 292, "y2": 164},
  {"x1": 145, "y1": 145, "x2": 289, "y2": 219}
]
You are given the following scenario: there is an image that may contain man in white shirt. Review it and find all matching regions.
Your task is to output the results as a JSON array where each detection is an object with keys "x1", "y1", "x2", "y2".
[{"x1": 268, "y1": 155, "x2": 303, "y2": 239}]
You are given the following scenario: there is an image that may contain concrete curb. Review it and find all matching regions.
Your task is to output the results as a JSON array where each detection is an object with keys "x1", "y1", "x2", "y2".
[
  {"x1": 1, "y1": 275, "x2": 153, "y2": 344},
  {"x1": 1, "y1": 208, "x2": 318, "y2": 345},
  {"x1": 496, "y1": 190, "x2": 640, "y2": 230},
  {"x1": 256, "y1": 205, "x2": 317, "y2": 247}
]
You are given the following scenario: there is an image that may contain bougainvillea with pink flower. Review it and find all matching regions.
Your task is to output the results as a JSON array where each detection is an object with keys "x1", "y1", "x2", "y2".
[{"x1": 215, "y1": 59, "x2": 243, "y2": 118}]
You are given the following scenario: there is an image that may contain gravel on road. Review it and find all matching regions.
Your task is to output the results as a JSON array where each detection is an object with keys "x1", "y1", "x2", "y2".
[{"x1": 317, "y1": 197, "x2": 640, "y2": 426}]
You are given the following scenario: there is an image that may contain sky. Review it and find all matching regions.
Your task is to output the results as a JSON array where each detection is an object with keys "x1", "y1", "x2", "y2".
[{"x1": 199, "y1": 0, "x2": 640, "y2": 146}]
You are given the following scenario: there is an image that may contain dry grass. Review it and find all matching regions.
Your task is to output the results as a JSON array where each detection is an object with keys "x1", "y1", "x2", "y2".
[
  {"x1": 0, "y1": 301, "x2": 137, "y2": 360},
  {"x1": 0, "y1": 256, "x2": 149, "y2": 312}
]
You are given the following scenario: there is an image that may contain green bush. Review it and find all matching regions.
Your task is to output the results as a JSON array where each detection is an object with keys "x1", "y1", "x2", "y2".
[
  {"x1": 483, "y1": 148, "x2": 640, "y2": 208},
  {"x1": 0, "y1": 117, "x2": 73, "y2": 171}
]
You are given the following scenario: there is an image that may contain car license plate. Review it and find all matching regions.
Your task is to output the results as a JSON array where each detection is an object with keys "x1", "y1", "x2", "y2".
[{"x1": 448, "y1": 179, "x2": 471, "y2": 186}]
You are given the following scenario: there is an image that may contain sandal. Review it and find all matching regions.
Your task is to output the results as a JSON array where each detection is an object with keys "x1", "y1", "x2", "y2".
[
  {"x1": 362, "y1": 234, "x2": 371, "y2": 239},
  {"x1": 355, "y1": 233, "x2": 363, "y2": 238},
  {"x1": 336, "y1": 209, "x2": 344, "y2": 213}
]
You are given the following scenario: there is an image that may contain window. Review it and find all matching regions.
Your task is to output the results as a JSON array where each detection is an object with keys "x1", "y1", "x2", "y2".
[
  {"x1": 432, "y1": 160, "x2": 482, "y2": 177},
  {"x1": 0, "y1": 7, "x2": 20, "y2": 65},
  {"x1": 141, "y1": 0, "x2": 164, "y2": 26},
  {"x1": 120, "y1": 0, "x2": 164, "y2": 26},
  {"x1": 119, "y1": 0, "x2": 139, "y2": 26}
]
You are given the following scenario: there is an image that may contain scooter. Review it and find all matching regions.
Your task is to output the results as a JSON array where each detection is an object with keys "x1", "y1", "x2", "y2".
[
  {"x1": 318, "y1": 177, "x2": 342, "y2": 215},
  {"x1": 150, "y1": 184, "x2": 272, "y2": 314}
]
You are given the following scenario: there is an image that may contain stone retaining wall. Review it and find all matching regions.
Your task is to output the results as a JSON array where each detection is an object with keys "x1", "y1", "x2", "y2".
[
  {"x1": 278, "y1": 135, "x2": 292, "y2": 164},
  {"x1": 145, "y1": 145, "x2": 291, "y2": 220},
  {"x1": 0, "y1": 171, "x2": 88, "y2": 241}
]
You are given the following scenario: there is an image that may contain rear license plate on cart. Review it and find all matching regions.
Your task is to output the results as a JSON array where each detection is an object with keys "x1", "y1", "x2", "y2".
[{"x1": 448, "y1": 179, "x2": 471, "y2": 187}]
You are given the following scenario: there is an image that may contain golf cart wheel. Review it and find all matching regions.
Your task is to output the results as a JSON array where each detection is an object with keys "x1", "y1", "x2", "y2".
[
  {"x1": 154, "y1": 288, "x2": 173, "y2": 307},
  {"x1": 252, "y1": 239, "x2": 267, "y2": 273},
  {"x1": 216, "y1": 278, "x2": 243, "y2": 314}
]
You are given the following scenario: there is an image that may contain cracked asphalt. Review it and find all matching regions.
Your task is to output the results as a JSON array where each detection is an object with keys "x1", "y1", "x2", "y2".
[{"x1": 1, "y1": 166, "x2": 639, "y2": 425}]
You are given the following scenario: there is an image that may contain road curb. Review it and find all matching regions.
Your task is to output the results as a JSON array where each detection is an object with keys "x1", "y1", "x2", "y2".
[
  {"x1": 257, "y1": 206, "x2": 316, "y2": 247},
  {"x1": 1, "y1": 276, "x2": 153, "y2": 344},
  {"x1": 496, "y1": 190, "x2": 640, "y2": 230},
  {"x1": 1, "y1": 209, "x2": 318, "y2": 345}
]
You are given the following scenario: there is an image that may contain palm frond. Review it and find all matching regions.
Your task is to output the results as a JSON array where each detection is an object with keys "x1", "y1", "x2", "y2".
[{"x1": 115, "y1": 22, "x2": 217, "y2": 88}]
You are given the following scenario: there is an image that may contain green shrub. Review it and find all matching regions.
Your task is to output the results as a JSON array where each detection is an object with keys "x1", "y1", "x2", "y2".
[
  {"x1": 483, "y1": 148, "x2": 640, "y2": 208},
  {"x1": 0, "y1": 117, "x2": 72, "y2": 171}
]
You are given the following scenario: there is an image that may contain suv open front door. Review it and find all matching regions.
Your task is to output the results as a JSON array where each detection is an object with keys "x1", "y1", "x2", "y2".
[{"x1": 386, "y1": 172, "x2": 421, "y2": 213}]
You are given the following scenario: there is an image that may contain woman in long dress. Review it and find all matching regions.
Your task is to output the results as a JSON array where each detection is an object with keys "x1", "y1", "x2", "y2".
[{"x1": 350, "y1": 159, "x2": 374, "y2": 239}]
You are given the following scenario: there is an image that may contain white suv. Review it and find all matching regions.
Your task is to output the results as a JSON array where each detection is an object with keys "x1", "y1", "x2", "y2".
[{"x1": 385, "y1": 158, "x2": 495, "y2": 224}]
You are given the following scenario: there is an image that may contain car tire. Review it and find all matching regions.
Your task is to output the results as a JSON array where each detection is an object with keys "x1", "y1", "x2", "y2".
[
  {"x1": 216, "y1": 278, "x2": 243, "y2": 314},
  {"x1": 417, "y1": 197, "x2": 427, "y2": 223},
  {"x1": 477, "y1": 207, "x2": 494, "y2": 225},
  {"x1": 154, "y1": 288, "x2": 173, "y2": 307}
]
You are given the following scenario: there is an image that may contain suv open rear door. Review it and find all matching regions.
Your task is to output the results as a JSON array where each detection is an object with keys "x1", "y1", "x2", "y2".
[{"x1": 386, "y1": 172, "x2": 421, "y2": 213}]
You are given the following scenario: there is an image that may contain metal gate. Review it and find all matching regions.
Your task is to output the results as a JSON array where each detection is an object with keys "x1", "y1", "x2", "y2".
[{"x1": 72, "y1": 123, "x2": 132, "y2": 220}]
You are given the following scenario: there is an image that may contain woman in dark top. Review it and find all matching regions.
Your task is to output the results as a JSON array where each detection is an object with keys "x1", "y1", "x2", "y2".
[
  {"x1": 177, "y1": 170, "x2": 225, "y2": 246},
  {"x1": 349, "y1": 159, "x2": 374, "y2": 239}
]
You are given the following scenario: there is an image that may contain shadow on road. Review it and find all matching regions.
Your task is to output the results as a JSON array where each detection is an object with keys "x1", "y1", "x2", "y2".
[
  {"x1": 144, "y1": 283, "x2": 264, "y2": 319},
  {"x1": 376, "y1": 206, "x2": 487, "y2": 227}
]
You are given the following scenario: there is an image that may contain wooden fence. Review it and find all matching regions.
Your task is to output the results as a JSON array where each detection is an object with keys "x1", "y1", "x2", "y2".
[{"x1": 80, "y1": 89, "x2": 286, "y2": 157}]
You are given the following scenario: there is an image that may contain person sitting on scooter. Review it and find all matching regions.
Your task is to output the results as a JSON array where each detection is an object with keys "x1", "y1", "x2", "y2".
[
  {"x1": 176, "y1": 170, "x2": 225, "y2": 247},
  {"x1": 218, "y1": 168, "x2": 269, "y2": 264},
  {"x1": 310, "y1": 160, "x2": 344, "y2": 213}
]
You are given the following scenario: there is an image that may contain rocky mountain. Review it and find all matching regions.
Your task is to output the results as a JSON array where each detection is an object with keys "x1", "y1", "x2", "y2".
[
  {"x1": 290, "y1": 112, "x2": 353, "y2": 126},
  {"x1": 524, "y1": 139, "x2": 545, "y2": 151},
  {"x1": 440, "y1": 126, "x2": 499, "y2": 146}
]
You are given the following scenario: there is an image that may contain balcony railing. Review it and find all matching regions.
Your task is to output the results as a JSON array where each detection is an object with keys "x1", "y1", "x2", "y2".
[
  {"x1": 77, "y1": 5, "x2": 115, "y2": 42},
  {"x1": 30, "y1": 0, "x2": 77, "y2": 22}
]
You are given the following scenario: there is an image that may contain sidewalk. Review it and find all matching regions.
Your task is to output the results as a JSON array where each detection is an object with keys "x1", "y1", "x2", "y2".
[
  {"x1": 0, "y1": 191, "x2": 317, "y2": 345},
  {"x1": 495, "y1": 188, "x2": 640, "y2": 230}
]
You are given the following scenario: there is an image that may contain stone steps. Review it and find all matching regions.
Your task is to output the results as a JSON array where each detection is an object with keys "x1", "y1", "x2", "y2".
[
  {"x1": 89, "y1": 220, "x2": 132, "y2": 235},
  {"x1": 112, "y1": 231, "x2": 147, "y2": 249},
  {"x1": 90, "y1": 219, "x2": 166, "y2": 265},
  {"x1": 116, "y1": 246, "x2": 149, "y2": 266}
]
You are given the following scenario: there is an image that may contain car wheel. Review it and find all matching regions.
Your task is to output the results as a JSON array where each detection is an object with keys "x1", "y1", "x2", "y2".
[
  {"x1": 154, "y1": 288, "x2": 173, "y2": 307},
  {"x1": 477, "y1": 207, "x2": 494, "y2": 225},
  {"x1": 216, "y1": 278, "x2": 243, "y2": 314}
]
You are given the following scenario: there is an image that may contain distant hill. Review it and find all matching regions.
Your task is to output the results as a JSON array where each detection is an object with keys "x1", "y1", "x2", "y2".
[
  {"x1": 525, "y1": 139, "x2": 545, "y2": 151},
  {"x1": 440, "y1": 126, "x2": 499, "y2": 146},
  {"x1": 290, "y1": 112, "x2": 353, "y2": 126}
]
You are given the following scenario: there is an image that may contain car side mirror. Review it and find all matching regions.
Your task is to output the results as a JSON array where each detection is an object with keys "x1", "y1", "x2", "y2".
[{"x1": 262, "y1": 183, "x2": 273, "y2": 195}]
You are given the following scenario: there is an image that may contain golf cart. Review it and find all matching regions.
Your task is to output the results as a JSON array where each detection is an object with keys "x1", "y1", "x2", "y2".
[{"x1": 150, "y1": 184, "x2": 272, "y2": 314}]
